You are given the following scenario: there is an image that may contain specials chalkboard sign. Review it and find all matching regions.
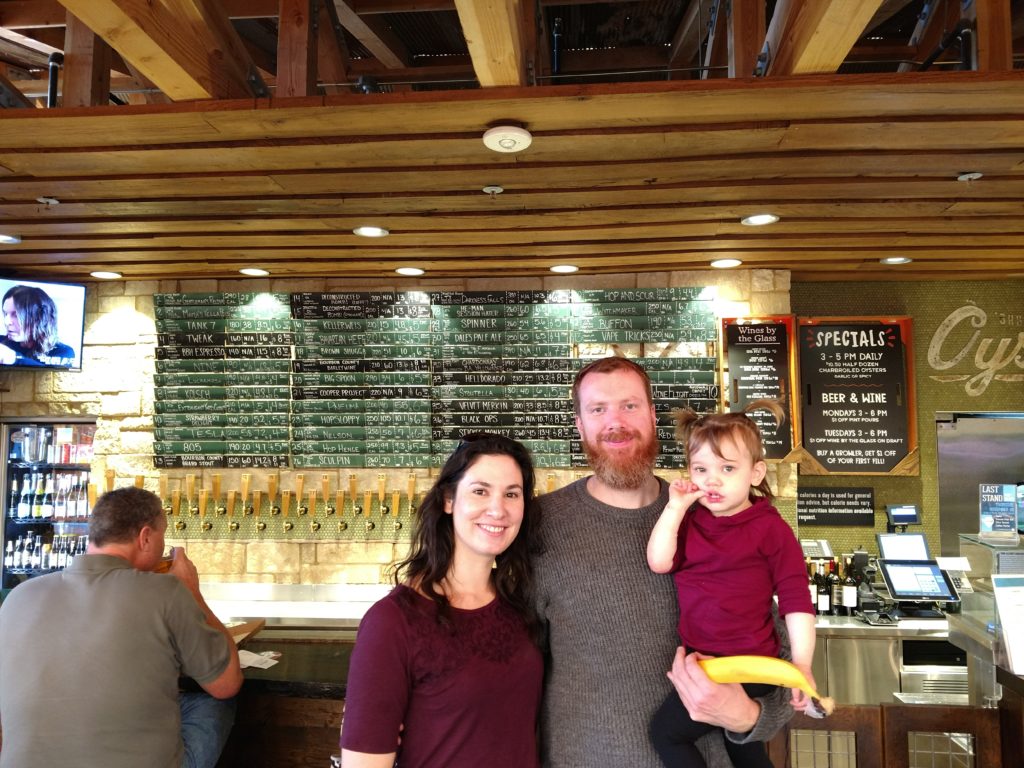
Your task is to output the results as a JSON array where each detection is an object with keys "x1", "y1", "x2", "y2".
[
  {"x1": 722, "y1": 317, "x2": 797, "y2": 460},
  {"x1": 798, "y1": 317, "x2": 916, "y2": 475}
]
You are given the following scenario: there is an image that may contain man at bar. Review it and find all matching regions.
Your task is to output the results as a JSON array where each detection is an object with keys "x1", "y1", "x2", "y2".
[
  {"x1": 0, "y1": 486, "x2": 242, "y2": 768},
  {"x1": 534, "y1": 356, "x2": 792, "y2": 767}
]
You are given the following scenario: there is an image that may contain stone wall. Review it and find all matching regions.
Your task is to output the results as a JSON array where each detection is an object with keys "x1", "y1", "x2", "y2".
[{"x1": 0, "y1": 269, "x2": 792, "y2": 585}]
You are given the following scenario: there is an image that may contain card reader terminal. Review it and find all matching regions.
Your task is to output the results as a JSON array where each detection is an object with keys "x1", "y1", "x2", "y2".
[{"x1": 860, "y1": 611, "x2": 898, "y2": 626}]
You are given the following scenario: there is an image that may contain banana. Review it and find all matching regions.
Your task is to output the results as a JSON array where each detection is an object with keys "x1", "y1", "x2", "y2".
[{"x1": 698, "y1": 655, "x2": 835, "y2": 718}]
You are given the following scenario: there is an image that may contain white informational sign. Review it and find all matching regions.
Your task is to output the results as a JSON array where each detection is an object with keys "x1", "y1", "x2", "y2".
[{"x1": 992, "y1": 575, "x2": 1024, "y2": 675}]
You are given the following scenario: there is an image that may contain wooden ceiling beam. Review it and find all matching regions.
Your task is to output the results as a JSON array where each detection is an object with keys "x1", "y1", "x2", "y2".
[
  {"x1": 52, "y1": 0, "x2": 263, "y2": 101},
  {"x1": 61, "y1": 12, "x2": 111, "y2": 107},
  {"x1": 864, "y1": 0, "x2": 916, "y2": 35},
  {"x1": 454, "y1": 0, "x2": 526, "y2": 86},
  {"x1": 669, "y1": 0, "x2": 713, "y2": 70},
  {"x1": 330, "y1": 0, "x2": 409, "y2": 69},
  {"x1": 276, "y1": 0, "x2": 317, "y2": 97},
  {"x1": 317, "y1": 0, "x2": 351, "y2": 94},
  {"x1": 0, "y1": 24, "x2": 62, "y2": 68},
  {"x1": 765, "y1": 0, "x2": 887, "y2": 75},
  {"x1": 973, "y1": 0, "x2": 1014, "y2": 71},
  {"x1": 0, "y1": 69, "x2": 33, "y2": 107},
  {"x1": 350, "y1": 0, "x2": 456, "y2": 11},
  {"x1": 728, "y1": 0, "x2": 765, "y2": 78}
]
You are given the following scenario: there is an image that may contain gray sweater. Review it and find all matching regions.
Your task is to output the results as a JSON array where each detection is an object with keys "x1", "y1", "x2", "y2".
[{"x1": 534, "y1": 477, "x2": 792, "y2": 768}]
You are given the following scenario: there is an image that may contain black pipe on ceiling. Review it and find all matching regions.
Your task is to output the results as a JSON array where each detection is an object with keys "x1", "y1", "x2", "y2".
[
  {"x1": 47, "y1": 52, "x2": 63, "y2": 108},
  {"x1": 552, "y1": 17, "x2": 563, "y2": 75},
  {"x1": 919, "y1": 20, "x2": 973, "y2": 71}
]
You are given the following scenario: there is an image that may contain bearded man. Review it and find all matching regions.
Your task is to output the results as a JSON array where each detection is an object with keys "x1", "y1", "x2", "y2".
[{"x1": 534, "y1": 356, "x2": 792, "y2": 768}]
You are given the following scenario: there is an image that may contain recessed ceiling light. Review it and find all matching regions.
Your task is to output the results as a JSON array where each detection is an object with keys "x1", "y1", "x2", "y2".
[
  {"x1": 956, "y1": 171, "x2": 983, "y2": 182},
  {"x1": 90, "y1": 271, "x2": 122, "y2": 279},
  {"x1": 482, "y1": 185, "x2": 504, "y2": 196},
  {"x1": 239, "y1": 267, "x2": 270, "y2": 276},
  {"x1": 482, "y1": 125, "x2": 532, "y2": 153},
  {"x1": 711, "y1": 258, "x2": 743, "y2": 269},
  {"x1": 879, "y1": 256, "x2": 913, "y2": 265},
  {"x1": 35, "y1": 196, "x2": 60, "y2": 206},
  {"x1": 740, "y1": 214, "x2": 779, "y2": 226},
  {"x1": 396, "y1": 267, "x2": 424, "y2": 276},
  {"x1": 353, "y1": 225, "x2": 389, "y2": 238},
  {"x1": 550, "y1": 264, "x2": 579, "y2": 273},
  {"x1": 0, "y1": 233, "x2": 21, "y2": 244}
]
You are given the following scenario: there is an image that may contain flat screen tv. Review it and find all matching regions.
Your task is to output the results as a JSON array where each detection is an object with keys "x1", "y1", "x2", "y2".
[{"x1": 0, "y1": 278, "x2": 85, "y2": 371}]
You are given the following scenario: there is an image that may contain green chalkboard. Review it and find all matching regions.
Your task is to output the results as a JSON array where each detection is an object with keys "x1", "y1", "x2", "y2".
[{"x1": 153, "y1": 288, "x2": 720, "y2": 469}]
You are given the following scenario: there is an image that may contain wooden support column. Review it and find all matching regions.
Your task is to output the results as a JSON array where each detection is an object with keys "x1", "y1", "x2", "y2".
[
  {"x1": 728, "y1": 0, "x2": 765, "y2": 78},
  {"x1": 277, "y1": 0, "x2": 317, "y2": 97},
  {"x1": 317, "y1": 0, "x2": 350, "y2": 94},
  {"x1": 62, "y1": 12, "x2": 111, "y2": 107},
  {"x1": 973, "y1": 0, "x2": 1013, "y2": 71}
]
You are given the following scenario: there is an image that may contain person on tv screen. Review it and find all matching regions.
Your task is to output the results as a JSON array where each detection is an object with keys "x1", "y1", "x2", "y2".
[{"x1": 0, "y1": 285, "x2": 76, "y2": 368}]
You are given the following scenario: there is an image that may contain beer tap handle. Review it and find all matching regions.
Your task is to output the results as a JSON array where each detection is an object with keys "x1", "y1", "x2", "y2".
[
  {"x1": 294, "y1": 474, "x2": 305, "y2": 506},
  {"x1": 280, "y1": 490, "x2": 291, "y2": 517},
  {"x1": 226, "y1": 490, "x2": 237, "y2": 518},
  {"x1": 134, "y1": 475, "x2": 145, "y2": 489},
  {"x1": 348, "y1": 474, "x2": 357, "y2": 503},
  {"x1": 171, "y1": 489, "x2": 181, "y2": 516},
  {"x1": 363, "y1": 490, "x2": 372, "y2": 518},
  {"x1": 240, "y1": 474, "x2": 251, "y2": 507},
  {"x1": 212, "y1": 474, "x2": 222, "y2": 505},
  {"x1": 546, "y1": 473, "x2": 556, "y2": 494},
  {"x1": 321, "y1": 474, "x2": 331, "y2": 505},
  {"x1": 377, "y1": 474, "x2": 386, "y2": 508},
  {"x1": 267, "y1": 475, "x2": 278, "y2": 505},
  {"x1": 185, "y1": 474, "x2": 196, "y2": 504},
  {"x1": 105, "y1": 469, "x2": 115, "y2": 493},
  {"x1": 407, "y1": 473, "x2": 416, "y2": 510},
  {"x1": 308, "y1": 489, "x2": 318, "y2": 516},
  {"x1": 334, "y1": 489, "x2": 345, "y2": 516},
  {"x1": 391, "y1": 490, "x2": 401, "y2": 518},
  {"x1": 159, "y1": 474, "x2": 169, "y2": 500},
  {"x1": 199, "y1": 489, "x2": 209, "y2": 517},
  {"x1": 88, "y1": 483, "x2": 98, "y2": 510},
  {"x1": 251, "y1": 490, "x2": 262, "y2": 517}
]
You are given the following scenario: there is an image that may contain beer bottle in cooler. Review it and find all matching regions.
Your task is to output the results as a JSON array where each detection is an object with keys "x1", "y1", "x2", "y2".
[
  {"x1": 7, "y1": 473, "x2": 19, "y2": 518},
  {"x1": 4, "y1": 538, "x2": 14, "y2": 568},
  {"x1": 41, "y1": 473, "x2": 55, "y2": 519},
  {"x1": 32, "y1": 473, "x2": 45, "y2": 518},
  {"x1": 54, "y1": 474, "x2": 68, "y2": 519},
  {"x1": 11, "y1": 535, "x2": 23, "y2": 569}
]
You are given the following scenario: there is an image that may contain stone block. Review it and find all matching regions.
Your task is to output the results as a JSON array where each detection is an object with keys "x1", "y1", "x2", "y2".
[
  {"x1": 774, "y1": 270, "x2": 791, "y2": 291},
  {"x1": 118, "y1": 429, "x2": 153, "y2": 454},
  {"x1": 100, "y1": 391, "x2": 142, "y2": 417},
  {"x1": 103, "y1": 453, "x2": 157, "y2": 481},
  {"x1": 750, "y1": 293, "x2": 791, "y2": 316},
  {"x1": 246, "y1": 541, "x2": 302, "y2": 574},
  {"x1": 135, "y1": 294, "x2": 154, "y2": 317},
  {"x1": 751, "y1": 269, "x2": 775, "y2": 293},
  {"x1": 85, "y1": 307, "x2": 156, "y2": 345},
  {"x1": 544, "y1": 273, "x2": 635, "y2": 290},
  {"x1": 302, "y1": 563, "x2": 386, "y2": 584},
  {"x1": 158, "y1": 280, "x2": 179, "y2": 293},
  {"x1": 179, "y1": 279, "x2": 218, "y2": 293},
  {"x1": 636, "y1": 272, "x2": 671, "y2": 288},
  {"x1": 0, "y1": 373, "x2": 34, "y2": 402},
  {"x1": 271, "y1": 278, "x2": 327, "y2": 293},
  {"x1": 184, "y1": 541, "x2": 247, "y2": 575},
  {"x1": 97, "y1": 282, "x2": 125, "y2": 297},
  {"x1": 98, "y1": 295, "x2": 138, "y2": 314},
  {"x1": 124, "y1": 280, "x2": 159, "y2": 297},
  {"x1": 316, "y1": 541, "x2": 396, "y2": 565}
]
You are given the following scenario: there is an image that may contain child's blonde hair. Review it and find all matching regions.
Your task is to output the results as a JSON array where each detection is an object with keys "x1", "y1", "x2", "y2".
[{"x1": 672, "y1": 399, "x2": 785, "y2": 502}]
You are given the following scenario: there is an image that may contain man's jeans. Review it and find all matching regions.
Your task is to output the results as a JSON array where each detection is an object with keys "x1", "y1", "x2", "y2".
[{"x1": 180, "y1": 692, "x2": 237, "y2": 768}]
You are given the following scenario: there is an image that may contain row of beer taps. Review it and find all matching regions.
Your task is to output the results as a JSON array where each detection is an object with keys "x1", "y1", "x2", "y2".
[{"x1": 156, "y1": 472, "x2": 422, "y2": 533}]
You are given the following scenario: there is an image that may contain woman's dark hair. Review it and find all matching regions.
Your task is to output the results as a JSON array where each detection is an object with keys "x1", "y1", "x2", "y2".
[
  {"x1": 3, "y1": 285, "x2": 59, "y2": 353},
  {"x1": 394, "y1": 432, "x2": 541, "y2": 639}
]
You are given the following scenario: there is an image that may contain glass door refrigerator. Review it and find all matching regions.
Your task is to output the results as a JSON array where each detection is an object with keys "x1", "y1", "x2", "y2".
[{"x1": 2, "y1": 418, "x2": 96, "y2": 597}]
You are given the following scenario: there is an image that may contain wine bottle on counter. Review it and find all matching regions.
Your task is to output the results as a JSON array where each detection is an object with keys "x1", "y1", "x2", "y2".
[
  {"x1": 841, "y1": 557, "x2": 859, "y2": 615},
  {"x1": 815, "y1": 562, "x2": 831, "y2": 615}
]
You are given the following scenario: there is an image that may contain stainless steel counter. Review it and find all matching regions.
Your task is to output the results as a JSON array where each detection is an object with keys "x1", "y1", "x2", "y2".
[
  {"x1": 814, "y1": 615, "x2": 949, "y2": 639},
  {"x1": 946, "y1": 590, "x2": 1024, "y2": 703}
]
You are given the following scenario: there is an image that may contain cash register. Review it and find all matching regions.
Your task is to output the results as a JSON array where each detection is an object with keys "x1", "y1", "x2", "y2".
[{"x1": 876, "y1": 559, "x2": 961, "y2": 619}]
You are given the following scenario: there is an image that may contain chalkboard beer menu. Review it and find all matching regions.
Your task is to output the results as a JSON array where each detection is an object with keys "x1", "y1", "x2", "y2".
[
  {"x1": 152, "y1": 288, "x2": 721, "y2": 469},
  {"x1": 722, "y1": 317, "x2": 796, "y2": 460},
  {"x1": 798, "y1": 317, "x2": 915, "y2": 474}
]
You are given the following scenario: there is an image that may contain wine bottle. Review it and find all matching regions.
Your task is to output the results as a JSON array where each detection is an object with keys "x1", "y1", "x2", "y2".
[
  {"x1": 815, "y1": 561, "x2": 831, "y2": 615},
  {"x1": 32, "y1": 473, "x2": 45, "y2": 518},
  {"x1": 3, "y1": 539, "x2": 13, "y2": 568},
  {"x1": 40, "y1": 473, "x2": 55, "y2": 519},
  {"x1": 75, "y1": 472, "x2": 90, "y2": 519},
  {"x1": 7, "y1": 474, "x2": 19, "y2": 518},
  {"x1": 54, "y1": 474, "x2": 68, "y2": 519},
  {"x1": 12, "y1": 535, "x2": 23, "y2": 569},
  {"x1": 841, "y1": 557, "x2": 859, "y2": 615},
  {"x1": 827, "y1": 560, "x2": 842, "y2": 616},
  {"x1": 18, "y1": 473, "x2": 33, "y2": 519}
]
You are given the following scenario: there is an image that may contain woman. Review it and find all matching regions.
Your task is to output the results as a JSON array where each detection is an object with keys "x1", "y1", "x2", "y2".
[
  {"x1": 0, "y1": 285, "x2": 75, "y2": 367},
  {"x1": 340, "y1": 433, "x2": 543, "y2": 768}
]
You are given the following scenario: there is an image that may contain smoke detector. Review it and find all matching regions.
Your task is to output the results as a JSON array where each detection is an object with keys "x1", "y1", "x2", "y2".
[{"x1": 483, "y1": 125, "x2": 532, "y2": 153}]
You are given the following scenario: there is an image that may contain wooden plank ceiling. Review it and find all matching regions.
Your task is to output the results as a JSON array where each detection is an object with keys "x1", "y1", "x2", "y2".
[{"x1": 0, "y1": 0, "x2": 1023, "y2": 282}]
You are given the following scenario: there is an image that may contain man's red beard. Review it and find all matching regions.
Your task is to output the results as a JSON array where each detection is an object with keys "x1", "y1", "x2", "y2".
[{"x1": 583, "y1": 428, "x2": 660, "y2": 490}]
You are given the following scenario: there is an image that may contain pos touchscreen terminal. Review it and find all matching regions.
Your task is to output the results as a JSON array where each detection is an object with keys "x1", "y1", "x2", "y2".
[{"x1": 877, "y1": 559, "x2": 960, "y2": 618}]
